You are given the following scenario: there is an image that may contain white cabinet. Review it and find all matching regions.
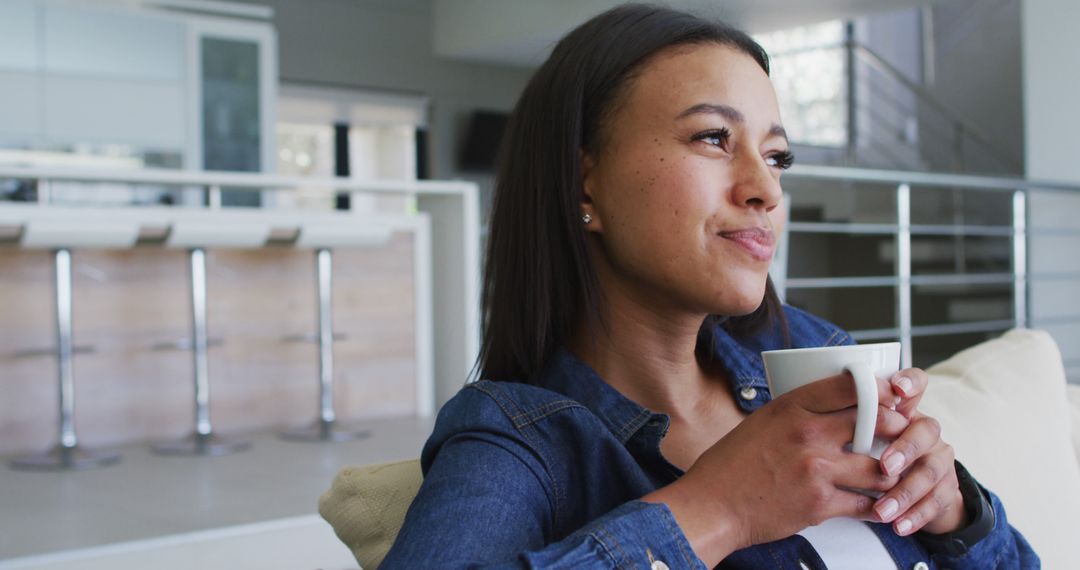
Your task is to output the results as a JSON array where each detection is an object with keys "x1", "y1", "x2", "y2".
[
  {"x1": 42, "y1": 4, "x2": 184, "y2": 80},
  {"x1": 0, "y1": 71, "x2": 39, "y2": 143},
  {"x1": 43, "y1": 75, "x2": 185, "y2": 148},
  {"x1": 0, "y1": 0, "x2": 38, "y2": 70},
  {"x1": 0, "y1": 1, "x2": 275, "y2": 177},
  {"x1": 0, "y1": 0, "x2": 40, "y2": 145},
  {"x1": 40, "y1": 4, "x2": 187, "y2": 150}
]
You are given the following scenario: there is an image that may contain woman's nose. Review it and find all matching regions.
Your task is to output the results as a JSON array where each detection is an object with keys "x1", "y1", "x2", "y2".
[{"x1": 731, "y1": 154, "x2": 783, "y2": 213}]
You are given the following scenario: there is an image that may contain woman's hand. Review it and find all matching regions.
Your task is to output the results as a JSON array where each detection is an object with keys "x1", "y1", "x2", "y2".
[
  {"x1": 872, "y1": 368, "x2": 968, "y2": 536},
  {"x1": 643, "y1": 373, "x2": 908, "y2": 567}
]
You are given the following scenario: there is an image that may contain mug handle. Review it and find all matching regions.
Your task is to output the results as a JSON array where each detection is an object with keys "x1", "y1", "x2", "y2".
[{"x1": 843, "y1": 361, "x2": 878, "y2": 455}]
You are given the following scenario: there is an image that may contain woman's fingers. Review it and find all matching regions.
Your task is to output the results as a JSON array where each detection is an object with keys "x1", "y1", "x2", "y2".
[
  {"x1": 890, "y1": 368, "x2": 929, "y2": 418},
  {"x1": 821, "y1": 488, "x2": 878, "y2": 522},
  {"x1": 833, "y1": 455, "x2": 901, "y2": 494},
  {"x1": 790, "y1": 405, "x2": 909, "y2": 454},
  {"x1": 787, "y1": 373, "x2": 895, "y2": 414},
  {"x1": 889, "y1": 478, "x2": 964, "y2": 536},
  {"x1": 873, "y1": 445, "x2": 952, "y2": 522},
  {"x1": 871, "y1": 411, "x2": 969, "y2": 536},
  {"x1": 874, "y1": 405, "x2": 911, "y2": 439},
  {"x1": 873, "y1": 446, "x2": 963, "y2": 535},
  {"x1": 879, "y1": 413, "x2": 940, "y2": 476}
]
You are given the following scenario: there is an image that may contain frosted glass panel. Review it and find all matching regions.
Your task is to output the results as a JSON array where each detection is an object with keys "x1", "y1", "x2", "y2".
[
  {"x1": 0, "y1": 71, "x2": 39, "y2": 141},
  {"x1": 787, "y1": 233, "x2": 896, "y2": 278},
  {"x1": 43, "y1": 76, "x2": 184, "y2": 148},
  {"x1": 0, "y1": 0, "x2": 38, "y2": 70},
  {"x1": 43, "y1": 4, "x2": 183, "y2": 80},
  {"x1": 909, "y1": 186, "x2": 1013, "y2": 226},
  {"x1": 787, "y1": 179, "x2": 897, "y2": 224},
  {"x1": 1030, "y1": 235, "x2": 1080, "y2": 274},
  {"x1": 786, "y1": 286, "x2": 896, "y2": 332}
]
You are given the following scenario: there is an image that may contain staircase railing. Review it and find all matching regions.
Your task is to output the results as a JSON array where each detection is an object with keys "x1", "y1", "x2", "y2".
[
  {"x1": 772, "y1": 163, "x2": 1080, "y2": 382},
  {"x1": 768, "y1": 37, "x2": 1022, "y2": 175}
]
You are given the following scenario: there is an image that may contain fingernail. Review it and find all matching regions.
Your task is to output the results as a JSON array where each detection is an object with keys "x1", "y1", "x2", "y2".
[
  {"x1": 896, "y1": 519, "x2": 912, "y2": 535},
  {"x1": 875, "y1": 498, "x2": 899, "y2": 521},
  {"x1": 883, "y1": 452, "x2": 906, "y2": 475},
  {"x1": 893, "y1": 376, "x2": 913, "y2": 396},
  {"x1": 893, "y1": 395, "x2": 902, "y2": 407}
]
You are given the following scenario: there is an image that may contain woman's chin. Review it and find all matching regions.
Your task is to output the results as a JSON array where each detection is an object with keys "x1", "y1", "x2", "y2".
[{"x1": 713, "y1": 287, "x2": 768, "y2": 317}]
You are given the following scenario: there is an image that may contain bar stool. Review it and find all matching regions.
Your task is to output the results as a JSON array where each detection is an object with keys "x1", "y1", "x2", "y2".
[
  {"x1": 151, "y1": 219, "x2": 270, "y2": 456},
  {"x1": 279, "y1": 222, "x2": 391, "y2": 442},
  {"x1": 10, "y1": 219, "x2": 139, "y2": 470}
]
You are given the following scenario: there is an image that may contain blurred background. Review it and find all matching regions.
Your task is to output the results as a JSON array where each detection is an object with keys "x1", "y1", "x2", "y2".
[{"x1": 0, "y1": 1, "x2": 1077, "y2": 568}]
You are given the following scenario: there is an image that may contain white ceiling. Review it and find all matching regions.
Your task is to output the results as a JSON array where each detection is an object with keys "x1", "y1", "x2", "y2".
[{"x1": 433, "y1": 0, "x2": 938, "y2": 67}]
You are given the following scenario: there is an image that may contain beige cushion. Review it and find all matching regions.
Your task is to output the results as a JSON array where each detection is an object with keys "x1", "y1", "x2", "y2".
[
  {"x1": 1069, "y1": 384, "x2": 1080, "y2": 468},
  {"x1": 920, "y1": 328, "x2": 1080, "y2": 570},
  {"x1": 318, "y1": 459, "x2": 423, "y2": 570}
]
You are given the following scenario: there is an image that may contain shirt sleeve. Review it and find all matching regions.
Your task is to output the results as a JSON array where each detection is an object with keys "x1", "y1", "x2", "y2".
[
  {"x1": 918, "y1": 480, "x2": 1040, "y2": 569},
  {"x1": 380, "y1": 387, "x2": 706, "y2": 569}
]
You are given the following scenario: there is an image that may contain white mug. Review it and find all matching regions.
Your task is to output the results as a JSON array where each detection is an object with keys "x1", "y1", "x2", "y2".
[{"x1": 761, "y1": 343, "x2": 901, "y2": 456}]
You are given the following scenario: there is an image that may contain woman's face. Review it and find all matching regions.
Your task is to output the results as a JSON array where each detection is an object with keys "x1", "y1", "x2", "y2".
[{"x1": 582, "y1": 42, "x2": 789, "y2": 318}]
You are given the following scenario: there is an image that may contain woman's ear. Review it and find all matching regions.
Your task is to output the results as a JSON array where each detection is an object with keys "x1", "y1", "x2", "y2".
[{"x1": 580, "y1": 150, "x2": 602, "y2": 232}]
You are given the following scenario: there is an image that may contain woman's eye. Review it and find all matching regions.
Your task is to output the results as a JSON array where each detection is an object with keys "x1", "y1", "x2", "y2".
[
  {"x1": 765, "y1": 150, "x2": 795, "y2": 170},
  {"x1": 692, "y1": 128, "x2": 731, "y2": 148}
]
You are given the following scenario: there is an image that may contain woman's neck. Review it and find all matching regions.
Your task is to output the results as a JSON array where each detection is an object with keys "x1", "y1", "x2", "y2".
[{"x1": 569, "y1": 286, "x2": 720, "y2": 422}]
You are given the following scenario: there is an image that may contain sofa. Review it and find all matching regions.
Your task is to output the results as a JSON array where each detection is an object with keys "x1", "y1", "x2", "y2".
[{"x1": 320, "y1": 329, "x2": 1080, "y2": 569}]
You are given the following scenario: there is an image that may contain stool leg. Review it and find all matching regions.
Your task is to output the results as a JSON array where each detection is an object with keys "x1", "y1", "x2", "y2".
[
  {"x1": 152, "y1": 248, "x2": 249, "y2": 456},
  {"x1": 10, "y1": 249, "x2": 121, "y2": 471},
  {"x1": 280, "y1": 248, "x2": 368, "y2": 442}
]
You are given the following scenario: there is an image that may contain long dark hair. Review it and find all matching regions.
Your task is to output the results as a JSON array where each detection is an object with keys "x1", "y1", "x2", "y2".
[{"x1": 479, "y1": 3, "x2": 788, "y2": 383}]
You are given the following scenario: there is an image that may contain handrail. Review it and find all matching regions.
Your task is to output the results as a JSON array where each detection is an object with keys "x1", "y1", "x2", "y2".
[
  {"x1": 768, "y1": 38, "x2": 1022, "y2": 173},
  {"x1": 2, "y1": 163, "x2": 1078, "y2": 196},
  {"x1": 786, "y1": 163, "x2": 1080, "y2": 193},
  {"x1": 850, "y1": 42, "x2": 1021, "y2": 171},
  {"x1": 0, "y1": 165, "x2": 474, "y2": 196}
]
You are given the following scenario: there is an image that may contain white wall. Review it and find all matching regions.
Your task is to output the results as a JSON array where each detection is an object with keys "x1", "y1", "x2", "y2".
[
  {"x1": 927, "y1": 0, "x2": 1024, "y2": 174},
  {"x1": 1024, "y1": 0, "x2": 1080, "y2": 182},
  {"x1": 1023, "y1": 0, "x2": 1080, "y2": 383}
]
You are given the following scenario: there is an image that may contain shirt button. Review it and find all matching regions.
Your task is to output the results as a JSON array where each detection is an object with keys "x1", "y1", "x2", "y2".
[
  {"x1": 912, "y1": 563, "x2": 929, "y2": 570},
  {"x1": 739, "y1": 386, "x2": 758, "y2": 401},
  {"x1": 651, "y1": 561, "x2": 669, "y2": 570}
]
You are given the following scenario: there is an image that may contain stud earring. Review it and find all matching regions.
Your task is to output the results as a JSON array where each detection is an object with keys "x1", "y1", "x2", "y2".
[{"x1": 582, "y1": 213, "x2": 592, "y2": 224}]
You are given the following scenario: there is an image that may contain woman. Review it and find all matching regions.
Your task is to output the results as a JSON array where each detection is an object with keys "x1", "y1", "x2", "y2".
[{"x1": 383, "y1": 4, "x2": 1037, "y2": 568}]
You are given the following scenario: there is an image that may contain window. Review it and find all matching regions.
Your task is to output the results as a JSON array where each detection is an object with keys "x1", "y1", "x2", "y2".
[{"x1": 755, "y1": 21, "x2": 847, "y2": 147}]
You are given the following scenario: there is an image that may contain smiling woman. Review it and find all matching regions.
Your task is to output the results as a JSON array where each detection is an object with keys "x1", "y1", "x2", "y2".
[
  {"x1": 579, "y1": 43, "x2": 789, "y2": 320},
  {"x1": 376, "y1": 4, "x2": 1038, "y2": 569}
]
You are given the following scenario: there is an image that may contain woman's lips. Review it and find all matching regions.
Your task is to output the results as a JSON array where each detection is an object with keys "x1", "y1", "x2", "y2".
[{"x1": 718, "y1": 228, "x2": 776, "y2": 262}]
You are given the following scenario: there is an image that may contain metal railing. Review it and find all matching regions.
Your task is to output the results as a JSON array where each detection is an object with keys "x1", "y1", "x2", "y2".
[
  {"x1": 776, "y1": 163, "x2": 1080, "y2": 373},
  {"x1": 770, "y1": 38, "x2": 1022, "y2": 176}
]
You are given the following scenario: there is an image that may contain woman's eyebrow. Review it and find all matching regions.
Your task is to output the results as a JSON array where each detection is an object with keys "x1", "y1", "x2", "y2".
[
  {"x1": 676, "y1": 103, "x2": 789, "y2": 144},
  {"x1": 768, "y1": 125, "x2": 789, "y2": 144},
  {"x1": 676, "y1": 102, "x2": 744, "y2": 122}
]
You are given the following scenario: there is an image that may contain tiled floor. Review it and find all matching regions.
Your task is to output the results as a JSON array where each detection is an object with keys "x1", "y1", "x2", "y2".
[{"x1": 0, "y1": 416, "x2": 434, "y2": 562}]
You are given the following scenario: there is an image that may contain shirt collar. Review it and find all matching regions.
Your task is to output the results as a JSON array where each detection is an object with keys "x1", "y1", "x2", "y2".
[
  {"x1": 536, "y1": 322, "x2": 777, "y2": 443},
  {"x1": 538, "y1": 349, "x2": 657, "y2": 444}
]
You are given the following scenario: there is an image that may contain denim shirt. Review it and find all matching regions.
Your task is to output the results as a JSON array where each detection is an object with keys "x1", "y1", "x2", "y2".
[{"x1": 383, "y1": 307, "x2": 1039, "y2": 569}]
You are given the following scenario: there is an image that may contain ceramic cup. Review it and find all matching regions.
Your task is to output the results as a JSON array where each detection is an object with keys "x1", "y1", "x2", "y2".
[{"x1": 761, "y1": 342, "x2": 901, "y2": 456}]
